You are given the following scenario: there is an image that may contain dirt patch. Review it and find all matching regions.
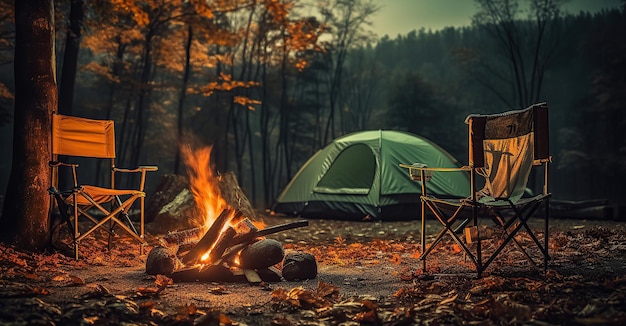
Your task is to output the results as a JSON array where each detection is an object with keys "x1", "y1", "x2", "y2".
[{"x1": 1, "y1": 215, "x2": 626, "y2": 325}]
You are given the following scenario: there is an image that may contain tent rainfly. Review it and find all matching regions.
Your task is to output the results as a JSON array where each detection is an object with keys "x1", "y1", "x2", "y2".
[{"x1": 272, "y1": 130, "x2": 470, "y2": 220}]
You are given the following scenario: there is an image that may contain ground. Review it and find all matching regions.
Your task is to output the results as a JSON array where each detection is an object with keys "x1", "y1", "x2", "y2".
[{"x1": 1, "y1": 214, "x2": 626, "y2": 325}]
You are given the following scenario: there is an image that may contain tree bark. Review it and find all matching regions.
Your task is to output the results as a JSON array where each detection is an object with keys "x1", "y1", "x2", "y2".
[
  {"x1": 173, "y1": 24, "x2": 193, "y2": 175},
  {"x1": 58, "y1": 0, "x2": 83, "y2": 115},
  {"x1": 0, "y1": 0, "x2": 56, "y2": 250}
]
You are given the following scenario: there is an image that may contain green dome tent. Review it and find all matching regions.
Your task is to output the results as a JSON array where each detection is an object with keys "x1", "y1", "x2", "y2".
[{"x1": 272, "y1": 130, "x2": 470, "y2": 220}]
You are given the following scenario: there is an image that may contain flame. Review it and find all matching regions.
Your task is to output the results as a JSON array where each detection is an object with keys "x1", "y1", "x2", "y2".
[
  {"x1": 181, "y1": 145, "x2": 226, "y2": 229},
  {"x1": 180, "y1": 145, "x2": 263, "y2": 268}
]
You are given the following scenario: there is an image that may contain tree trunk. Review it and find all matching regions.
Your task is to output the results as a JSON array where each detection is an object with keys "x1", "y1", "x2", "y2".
[
  {"x1": 58, "y1": 0, "x2": 83, "y2": 115},
  {"x1": 0, "y1": 0, "x2": 56, "y2": 250},
  {"x1": 174, "y1": 24, "x2": 193, "y2": 175}
]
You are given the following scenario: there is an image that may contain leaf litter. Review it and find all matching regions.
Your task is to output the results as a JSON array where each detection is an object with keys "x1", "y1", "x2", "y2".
[{"x1": 0, "y1": 216, "x2": 625, "y2": 325}]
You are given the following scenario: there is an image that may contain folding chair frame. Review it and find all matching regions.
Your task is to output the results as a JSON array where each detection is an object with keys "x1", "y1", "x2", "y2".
[
  {"x1": 49, "y1": 113, "x2": 157, "y2": 259},
  {"x1": 403, "y1": 103, "x2": 552, "y2": 277}
]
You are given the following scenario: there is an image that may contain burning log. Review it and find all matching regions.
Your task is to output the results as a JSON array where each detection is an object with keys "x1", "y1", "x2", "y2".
[
  {"x1": 206, "y1": 226, "x2": 236, "y2": 265},
  {"x1": 181, "y1": 208, "x2": 238, "y2": 265},
  {"x1": 208, "y1": 220, "x2": 310, "y2": 266},
  {"x1": 233, "y1": 218, "x2": 258, "y2": 234},
  {"x1": 171, "y1": 264, "x2": 239, "y2": 283},
  {"x1": 150, "y1": 215, "x2": 309, "y2": 283},
  {"x1": 161, "y1": 226, "x2": 206, "y2": 247},
  {"x1": 230, "y1": 220, "x2": 309, "y2": 247},
  {"x1": 216, "y1": 242, "x2": 251, "y2": 266}
]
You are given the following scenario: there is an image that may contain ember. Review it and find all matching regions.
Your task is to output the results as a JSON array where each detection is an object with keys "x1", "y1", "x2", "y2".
[{"x1": 146, "y1": 146, "x2": 311, "y2": 283}]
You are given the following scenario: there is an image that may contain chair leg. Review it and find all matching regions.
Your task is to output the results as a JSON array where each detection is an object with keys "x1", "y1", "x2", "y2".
[
  {"x1": 493, "y1": 213, "x2": 538, "y2": 267},
  {"x1": 108, "y1": 218, "x2": 114, "y2": 251},
  {"x1": 140, "y1": 196, "x2": 145, "y2": 255},
  {"x1": 74, "y1": 196, "x2": 80, "y2": 260},
  {"x1": 421, "y1": 198, "x2": 426, "y2": 272},
  {"x1": 543, "y1": 199, "x2": 550, "y2": 274},
  {"x1": 479, "y1": 200, "x2": 550, "y2": 274},
  {"x1": 421, "y1": 200, "x2": 480, "y2": 271}
]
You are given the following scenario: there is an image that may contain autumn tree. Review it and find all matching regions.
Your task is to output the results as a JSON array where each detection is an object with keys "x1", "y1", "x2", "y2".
[
  {"x1": 58, "y1": 0, "x2": 84, "y2": 115},
  {"x1": 0, "y1": 0, "x2": 56, "y2": 249},
  {"x1": 0, "y1": 0, "x2": 15, "y2": 126},
  {"x1": 470, "y1": 0, "x2": 566, "y2": 108},
  {"x1": 340, "y1": 44, "x2": 382, "y2": 132},
  {"x1": 80, "y1": 0, "x2": 219, "y2": 180},
  {"x1": 318, "y1": 0, "x2": 378, "y2": 144},
  {"x1": 238, "y1": 1, "x2": 323, "y2": 205},
  {"x1": 575, "y1": 3, "x2": 626, "y2": 203}
]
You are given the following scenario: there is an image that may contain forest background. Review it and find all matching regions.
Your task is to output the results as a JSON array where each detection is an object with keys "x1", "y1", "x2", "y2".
[{"x1": 0, "y1": 0, "x2": 624, "y2": 212}]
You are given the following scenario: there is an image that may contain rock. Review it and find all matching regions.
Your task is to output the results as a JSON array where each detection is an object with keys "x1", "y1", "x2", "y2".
[
  {"x1": 145, "y1": 246, "x2": 181, "y2": 276},
  {"x1": 145, "y1": 174, "x2": 189, "y2": 223},
  {"x1": 238, "y1": 239, "x2": 284, "y2": 269},
  {"x1": 282, "y1": 251, "x2": 317, "y2": 281},
  {"x1": 256, "y1": 266, "x2": 283, "y2": 282},
  {"x1": 145, "y1": 171, "x2": 257, "y2": 235},
  {"x1": 146, "y1": 188, "x2": 200, "y2": 235}
]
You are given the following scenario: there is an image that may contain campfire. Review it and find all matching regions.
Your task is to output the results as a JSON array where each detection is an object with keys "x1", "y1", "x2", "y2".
[{"x1": 145, "y1": 146, "x2": 311, "y2": 283}]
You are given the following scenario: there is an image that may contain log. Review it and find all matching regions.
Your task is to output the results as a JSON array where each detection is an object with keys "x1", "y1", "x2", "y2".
[
  {"x1": 256, "y1": 220, "x2": 309, "y2": 237},
  {"x1": 181, "y1": 208, "x2": 233, "y2": 265},
  {"x1": 243, "y1": 269, "x2": 262, "y2": 283},
  {"x1": 206, "y1": 226, "x2": 236, "y2": 265},
  {"x1": 216, "y1": 242, "x2": 253, "y2": 266},
  {"x1": 231, "y1": 220, "x2": 309, "y2": 247},
  {"x1": 238, "y1": 239, "x2": 284, "y2": 269},
  {"x1": 160, "y1": 226, "x2": 206, "y2": 247},
  {"x1": 213, "y1": 220, "x2": 309, "y2": 265},
  {"x1": 171, "y1": 264, "x2": 237, "y2": 283},
  {"x1": 282, "y1": 251, "x2": 317, "y2": 281},
  {"x1": 234, "y1": 218, "x2": 258, "y2": 235},
  {"x1": 218, "y1": 171, "x2": 256, "y2": 220},
  {"x1": 146, "y1": 246, "x2": 182, "y2": 276}
]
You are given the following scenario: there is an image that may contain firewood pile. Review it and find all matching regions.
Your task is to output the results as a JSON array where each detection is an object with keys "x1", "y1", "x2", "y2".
[{"x1": 146, "y1": 207, "x2": 314, "y2": 283}]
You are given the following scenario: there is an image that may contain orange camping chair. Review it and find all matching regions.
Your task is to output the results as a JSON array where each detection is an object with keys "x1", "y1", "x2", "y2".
[
  {"x1": 402, "y1": 103, "x2": 551, "y2": 276},
  {"x1": 49, "y1": 113, "x2": 157, "y2": 259}
]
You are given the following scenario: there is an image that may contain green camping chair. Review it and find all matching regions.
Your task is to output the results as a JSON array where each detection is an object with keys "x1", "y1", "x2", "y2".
[{"x1": 401, "y1": 103, "x2": 551, "y2": 276}]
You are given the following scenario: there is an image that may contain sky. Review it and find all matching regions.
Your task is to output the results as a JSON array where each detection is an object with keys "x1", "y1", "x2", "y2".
[{"x1": 369, "y1": 0, "x2": 624, "y2": 37}]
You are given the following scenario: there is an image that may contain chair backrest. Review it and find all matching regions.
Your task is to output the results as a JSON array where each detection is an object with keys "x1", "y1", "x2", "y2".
[
  {"x1": 465, "y1": 103, "x2": 549, "y2": 202},
  {"x1": 52, "y1": 114, "x2": 116, "y2": 158}
]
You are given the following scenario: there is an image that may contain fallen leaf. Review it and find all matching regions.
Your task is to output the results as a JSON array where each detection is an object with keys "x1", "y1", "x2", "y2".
[{"x1": 439, "y1": 293, "x2": 458, "y2": 305}]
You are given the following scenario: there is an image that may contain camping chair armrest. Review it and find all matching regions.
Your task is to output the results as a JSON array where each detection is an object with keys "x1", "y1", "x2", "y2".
[
  {"x1": 409, "y1": 166, "x2": 472, "y2": 172},
  {"x1": 113, "y1": 166, "x2": 158, "y2": 191},
  {"x1": 400, "y1": 163, "x2": 470, "y2": 182},
  {"x1": 533, "y1": 157, "x2": 552, "y2": 166},
  {"x1": 49, "y1": 161, "x2": 80, "y2": 188},
  {"x1": 113, "y1": 166, "x2": 158, "y2": 173},
  {"x1": 49, "y1": 161, "x2": 79, "y2": 168},
  {"x1": 399, "y1": 163, "x2": 471, "y2": 172}
]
